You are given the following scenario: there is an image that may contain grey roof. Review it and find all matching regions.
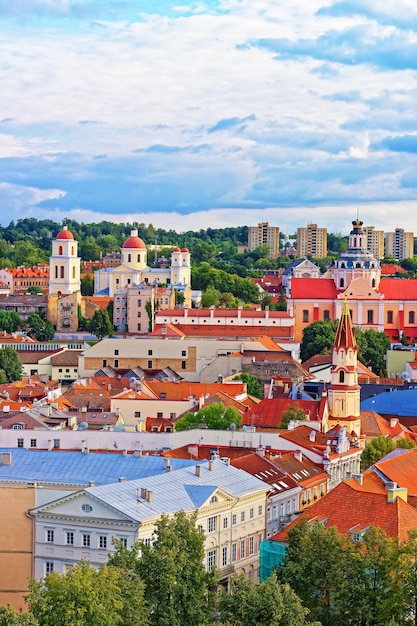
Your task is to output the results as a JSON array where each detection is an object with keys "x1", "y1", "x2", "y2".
[
  {"x1": 82, "y1": 459, "x2": 269, "y2": 521},
  {"x1": 0, "y1": 448, "x2": 203, "y2": 487}
]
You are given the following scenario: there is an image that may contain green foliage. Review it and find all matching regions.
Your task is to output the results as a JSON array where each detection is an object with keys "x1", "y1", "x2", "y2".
[
  {"x1": 26, "y1": 286, "x2": 44, "y2": 295},
  {"x1": 232, "y1": 372, "x2": 263, "y2": 398},
  {"x1": 279, "y1": 403, "x2": 306, "y2": 429},
  {"x1": 0, "y1": 310, "x2": 20, "y2": 333},
  {"x1": 0, "y1": 605, "x2": 38, "y2": 625},
  {"x1": 0, "y1": 347, "x2": 23, "y2": 382},
  {"x1": 355, "y1": 328, "x2": 391, "y2": 373},
  {"x1": 26, "y1": 560, "x2": 147, "y2": 626},
  {"x1": 90, "y1": 309, "x2": 114, "y2": 340},
  {"x1": 300, "y1": 319, "x2": 338, "y2": 362},
  {"x1": 109, "y1": 511, "x2": 214, "y2": 626},
  {"x1": 27, "y1": 313, "x2": 55, "y2": 342},
  {"x1": 80, "y1": 274, "x2": 94, "y2": 296},
  {"x1": 218, "y1": 572, "x2": 316, "y2": 626},
  {"x1": 175, "y1": 402, "x2": 242, "y2": 431},
  {"x1": 361, "y1": 435, "x2": 415, "y2": 470},
  {"x1": 144, "y1": 300, "x2": 153, "y2": 332}
]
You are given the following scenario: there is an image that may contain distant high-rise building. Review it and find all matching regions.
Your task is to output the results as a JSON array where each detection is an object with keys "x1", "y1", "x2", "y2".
[
  {"x1": 247, "y1": 222, "x2": 280, "y2": 259},
  {"x1": 297, "y1": 224, "x2": 327, "y2": 259},
  {"x1": 385, "y1": 228, "x2": 414, "y2": 260},
  {"x1": 363, "y1": 226, "x2": 384, "y2": 259}
]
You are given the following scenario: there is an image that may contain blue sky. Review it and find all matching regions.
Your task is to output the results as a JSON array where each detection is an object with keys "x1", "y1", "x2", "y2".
[{"x1": 1, "y1": 0, "x2": 417, "y2": 235}]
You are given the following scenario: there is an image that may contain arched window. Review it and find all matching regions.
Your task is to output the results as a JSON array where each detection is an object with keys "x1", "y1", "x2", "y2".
[
  {"x1": 371, "y1": 278, "x2": 376, "y2": 288},
  {"x1": 59, "y1": 245, "x2": 63, "y2": 256},
  {"x1": 302, "y1": 310, "x2": 309, "y2": 323},
  {"x1": 55, "y1": 266, "x2": 58, "y2": 279},
  {"x1": 72, "y1": 266, "x2": 76, "y2": 279},
  {"x1": 355, "y1": 262, "x2": 361, "y2": 268},
  {"x1": 340, "y1": 278, "x2": 344, "y2": 288},
  {"x1": 128, "y1": 254, "x2": 131, "y2": 263},
  {"x1": 60, "y1": 266, "x2": 64, "y2": 279},
  {"x1": 341, "y1": 262, "x2": 345, "y2": 269},
  {"x1": 137, "y1": 254, "x2": 140, "y2": 262},
  {"x1": 71, "y1": 246, "x2": 74, "y2": 256},
  {"x1": 339, "y1": 371, "x2": 345, "y2": 383}
]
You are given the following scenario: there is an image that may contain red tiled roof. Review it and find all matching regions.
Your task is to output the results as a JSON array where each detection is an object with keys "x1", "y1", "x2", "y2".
[
  {"x1": 378, "y1": 279, "x2": 417, "y2": 300},
  {"x1": 151, "y1": 324, "x2": 291, "y2": 339},
  {"x1": 381, "y1": 264, "x2": 407, "y2": 275},
  {"x1": 244, "y1": 398, "x2": 323, "y2": 428},
  {"x1": 231, "y1": 453, "x2": 299, "y2": 495},
  {"x1": 290, "y1": 278, "x2": 338, "y2": 299},
  {"x1": 271, "y1": 480, "x2": 417, "y2": 543},
  {"x1": 373, "y1": 449, "x2": 417, "y2": 497},
  {"x1": 156, "y1": 308, "x2": 291, "y2": 319}
]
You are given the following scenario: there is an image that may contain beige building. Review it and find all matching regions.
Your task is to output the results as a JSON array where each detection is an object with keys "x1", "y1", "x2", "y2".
[
  {"x1": 296, "y1": 224, "x2": 327, "y2": 259},
  {"x1": 47, "y1": 291, "x2": 81, "y2": 333},
  {"x1": 363, "y1": 226, "x2": 384, "y2": 259},
  {"x1": 385, "y1": 228, "x2": 414, "y2": 260},
  {"x1": 247, "y1": 222, "x2": 280, "y2": 259}
]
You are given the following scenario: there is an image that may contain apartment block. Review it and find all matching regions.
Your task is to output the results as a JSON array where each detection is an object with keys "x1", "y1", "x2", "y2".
[
  {"x1": 296, "y1": 224, "x2": 327, "y2": 259},
  {"x1": 363, "y1": 226, "x2": 384, "y2": 259},
  {"x1": 385, "y1": 228, "x2": 414, "y2": 260},
  {"x1": 247, "y1": 222, "x2": 280, "y2": 259}
]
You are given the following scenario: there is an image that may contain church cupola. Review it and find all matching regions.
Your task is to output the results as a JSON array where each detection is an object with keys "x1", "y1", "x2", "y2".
[
  {"x1": 333, "y1": 218, "x2": 381, "y2": 291},
  {"x1": 49, "y1": 222, "x2": 80, "y2": 295}
]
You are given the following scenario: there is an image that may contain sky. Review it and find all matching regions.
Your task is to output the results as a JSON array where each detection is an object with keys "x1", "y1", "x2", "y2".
[{"x1": 1, "y1": 0, "x2": 417, "y2": 237}]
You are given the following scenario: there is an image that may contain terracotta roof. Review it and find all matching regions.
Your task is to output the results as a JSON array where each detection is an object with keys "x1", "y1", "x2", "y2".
[
  {"x1": 151, "y1": 325, "x2": 292, "y2": 340},
  {"x1": 290, "y1": 278, "x2": 338, "y2": 299},
  {"x1": 56, "y1": 226, "x2": 74, "y2": 240},
  {"x1": 244, "y1": 398, "x2": 324, "y2": 428},
  {"x1": 231, "y1": 453, "x2": 299, "y2": 495},
  {"x1": 381, "y1": 264, "x2": 407, "y2": 275},
  {"x1": 271, "y1": 480, "x2": 417, "y2": 543},
  {"x1": 143, "y1": 381, "x2": 246, "y2": 401},
  {"x1": 378, "y1": 279, "x2": 417, "y2": 300},
  {"x1": 360, "y1": 411, "x2": 412, "y2": 439},
  {"x1": 156, "y1": 308, "x2": 291, "y2": 319},
  {"x1": 373, "y1": 448, "x2": 417, "y2": 497}
]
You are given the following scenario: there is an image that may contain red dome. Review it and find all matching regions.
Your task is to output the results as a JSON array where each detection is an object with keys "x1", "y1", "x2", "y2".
[
  {"x1": 181, "y1": 248, "x2": 189, "y2": 253},
  {"x1": 172, "y1": 246, "x2": 181, "y2": 252},
  {"x1": 122, "y1": 230, "x2": 146, "y2": 249},
  {"x1": 56, "y1": 226, "x2": 74, "y2": 240}
]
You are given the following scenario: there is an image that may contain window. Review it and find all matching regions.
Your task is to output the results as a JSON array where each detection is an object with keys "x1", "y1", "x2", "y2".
[
  {"x1": 250, "y1": 507, "x2": 254, "y2": 519},
  {"x1": 240, "y1": 539, "x2": 245, "y2": 559},
  {"x1": 157, "y1": 412, "x2": 163, "y2": 418},
  {"x1": 182, "y1": 350, "x2": 186, "y2": 357},
  {"x1": 249, "y1": 536, "x2": 254, "y2": 555},
  {"x1": 208, "y1": 516, "x2": 216, "y2": 533},
  {"x1": 82, "y1": 533, "x2": 91, "y2": 547},
  {"x1": 387, "y1": 310, "x2": 393, "y2": 324},
  {"x1": 340, "y1": 278, "x2": 344, "y2": 288},
  {"x1": 137, "y1": 299, "x2": 142, "y2": 306},
  {"x1": 367, "y1": 309, "x2": 374, "y2": 323},
  {"x1": 258, "y1": 505, "x2": 263, "y2": 516},
  {"x1": 232, "y1": 543, "x2": 237, "y2": 562},
  {"x1": 222, "y1": 546, "x2": 228, "y2": 567},
  {"x1": 17, "y1": 438, "x2": 24, "y2": 448},
  {"x1": 114, "y1": 359, "x2": 119, "y2": 368},
  {"x1": 170, "y1": 412, "x2": 176, "y2": 419},
  {"x1": 148, "y1": 349, "x2": 153, "y2": 356},
  {"x1": 99, "y1": 535, "x2": 107, "y2": 549},
  {"x1": 12, "y1": 424, "x2": 23, "y2": 430},
  {"x1": 60, "y1": 266, "x2": 64, "y2": 279},
  {"x1": 53, "y1": 439, "x2": 60, "y2": 449},
  {"x1": 137, "y1": 311, "x2": 141, "y2": 317},
  {"x1": 223, "y1": 517, "x2": 228, "y2": 529},
  {"x1": 323, "y1": 310, "x2": 330, "y2": 320},
  {"x1": 134, "y1": 411, "x2": 141, "y2": 418},
  {"x1": 302, "y1": 310, "x2": 309, "y2": 323},
  {"x1": 102, "y1": 359, "x2": 107, "y2": 367},
  {"x1": 46, "y1": 530, "x2": 54, "y2": 543},
  {"x1": 30, "y1": 439, "x2": 37, "y2": 448},
  {"x1": 114, "y1": 349, "x2": 119, "y2": 356},
  {"x1": 207, "y1": 549, "x2": 216, "y2": 571},
  {"x1": 144, "y1": 537, "x2": 151, "y2": 546},
  {"x1": 119, "y1": 537, "x2": 128, "y2": 548},
  {"x1": 137, "y1": 324, "x2": 141, "y2": 331},
  {"x1": 241, "y1": 511, "x2": 245, "y2": 522},
  {"x1": 232, "y1": 514, "x2": 237, "y2": 525},
  {"x1": 181, "y1": 361, "x2": 186, "y2": 370},
  {"x1": 81, "y1": 504, "x2": 93, "y2": 513},
  {"x1": 339, "y1": 370, "x2": 345, "y2": 383},
  {"x1": 409, "y1": 311, "x2": 415, "y2": 324},
  {"x1": 147, "y1": 360, "x2": 152, "y2": 368},
  {"x1": 45, "y1": 561, "x2": 54, "y2": 575},
  {"x1": 66, "y1": 531, "x2": 74, "y2": 545},
  {"x1": 59, "y1": 245, "x2": 63, "y2": 255}
]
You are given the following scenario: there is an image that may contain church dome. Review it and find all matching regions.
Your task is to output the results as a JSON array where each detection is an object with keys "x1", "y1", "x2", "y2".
[
  {"x1": 172, "y1": 246, "x2": 181, "y2": 252},
  {"x1": 56, "y1": 225, "x2": 74, "y2": 240},
  {"x1": 181, "y1": 248, "x2": 189, "y2": 253},
  {"x1": 122, "y1": 230, "x2": 146, "y2": 249}
]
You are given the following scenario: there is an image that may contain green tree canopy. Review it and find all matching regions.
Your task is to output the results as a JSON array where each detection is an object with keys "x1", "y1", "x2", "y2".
[
  {"x1": 26, "y1": 286, "x2": 44, "y2": 295},
  {"x1": 0, "y1": 310, "x2": 20, "y2": 333},
  {"x1": 27, "y1": 313, "x2": 55, "y2": 342},
  {"x1": 0, "y1": 605, "x2": 38, "y2": 625},
  {"x1": 175, "y1": 402, "x2": 242, "y2": 431},
  {"x1": 300, "y1": 319, "x2": 338, "y2": 362},
  {"x1": 90, "y1": 309, "x2": 114, "y2": 340},
  {"x1": 80, "y1": 274, "x2": 94, "y2": 296},
  {"x1": 361, "y1": 435, "x2": 414, "y2": 470},
  {"x1": 232, "y1": 372, "x2": 263, "y2": 398},
  {"x1": 109, "y1": 511, "x2": 214, "y2": 626},
  {"x1": 26, "y1": 560, "x2": 148, "y2": 626},
  {"x1": 0, "y1": 347, "x2": 23, "y2": 382},
  {"x1": 279, "y1": 403, "x2": 306, "y2": 429}
]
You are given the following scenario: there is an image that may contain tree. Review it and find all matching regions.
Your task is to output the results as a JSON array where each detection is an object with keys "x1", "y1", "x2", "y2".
[
  {"x1": 355, "y1": 328, "x2": 390, "y2": 374},
  {"x1": 279, "y1": 403, "x2": 306, "y2": 429},
  {"x1": 0, "y1": 310, "x2": 20, "y2": 333},
  {"x1": 175, "y1": 403, "x2": 242, "y2": 431},
  {"x1": 90, "y1": 308, "x2": 113, "y2": 340},
  {"x1": 0, "y1": 347, "x2": 23, "y2": 382},
  {"x1": 26, "y1": 286, "x2": 44, "y2": 295},
  {"x1": 201, "y1": 286, "x2": 221, "y2": 308},
  {"x1": 361, "y1": 435, "x2": 414, "y2": 470},
  {"x1": 109, "y1": 511, "x2": 214, "y2": 626},
  {"x1": 300, "y1": 319, "x2": 338, "y2": 362},
  {"x1": 0, "y1": 605, "x2": 37, "y2": 625},
  {"x1": 27, "y1": 313, "x2": 54, "y2": 342},
  {"x1": 26, "y1": 560, "x2": 147, "y2": 626},
  {"x1": 218, "y1": 573, "x2": 318, "y2": 626},
  {"x1": 233, "y1": 372, "x2": 263, "y2": 398},
  {"x1": 80, "y1": 274, "x2": 94, "y2": 296}
]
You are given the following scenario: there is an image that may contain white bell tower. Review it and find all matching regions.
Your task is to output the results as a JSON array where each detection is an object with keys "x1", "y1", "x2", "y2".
[{"x1": 49, "y1": 224, "x2": 80, "y2": 295}]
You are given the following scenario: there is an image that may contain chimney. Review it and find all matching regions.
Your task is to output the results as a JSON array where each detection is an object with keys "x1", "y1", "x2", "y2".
[
  {"x1": 294, "y1": 450, "x2": 303, "y2": 462},
  {"x1": 195, "y1": 465, "x2": 201, "y2": 477},
  {"x1": 83, "y1": 447, "x2": 89, "y2": 455},
  {"x1": 141, "y1": 487, "x2": 147, "y2": 499},
  {"x1": 309, "y1": 430, "x2": 316, "y2": 442},
  {"x1": 209, "y1": 460, "x2": 214, "y2": 471},
  {"x1": 147, "y1": 490, "x2": 153, "y2": 503},
  {"x1": 123, "y1": 449, "x2": 128, "y2": 456},
  {"x1": 89, "y1": 481, "x2": 95, "y2": 487},
  {"x1": 118, "y1": 477, "x2": 125, "y2": 482},
  {"x1": 222, "y1": 457, "x2": 231, "y2": 466},
  {"x1": 387, "y1": 482, "x2": 408, "y2": 503},
  {"x1": 390, "y1": 417, "x2": 399, "y2": 428},
  {"x1": 1, "y1": 452, "x2": 12, "y2": 465},
  {"x1": 135, "y1": 450, "x2": 142, "y2": 457}
]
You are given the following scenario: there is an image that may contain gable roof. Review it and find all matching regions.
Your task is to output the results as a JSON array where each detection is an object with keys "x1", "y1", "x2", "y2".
[{"x1": 290, "y1": 278, "x2": 338, "y2": 299}]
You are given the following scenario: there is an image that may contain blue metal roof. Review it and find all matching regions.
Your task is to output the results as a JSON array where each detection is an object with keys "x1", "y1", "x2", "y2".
[
  {"x1": 0, "y1": 448, "x2": 202, "y2": 487},
  {"x1": 361, "y1": 388, "x2": 417, "y2": 417}
]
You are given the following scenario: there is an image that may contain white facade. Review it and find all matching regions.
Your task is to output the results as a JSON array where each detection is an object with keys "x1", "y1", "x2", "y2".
[{"x1": 49, "y1": 226, "x2": 80, "y2": 295}]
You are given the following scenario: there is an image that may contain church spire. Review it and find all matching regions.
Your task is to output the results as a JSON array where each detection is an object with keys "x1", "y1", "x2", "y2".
[{"x1": 333, "y1": 299, "x2": 357, "y2": 352}]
